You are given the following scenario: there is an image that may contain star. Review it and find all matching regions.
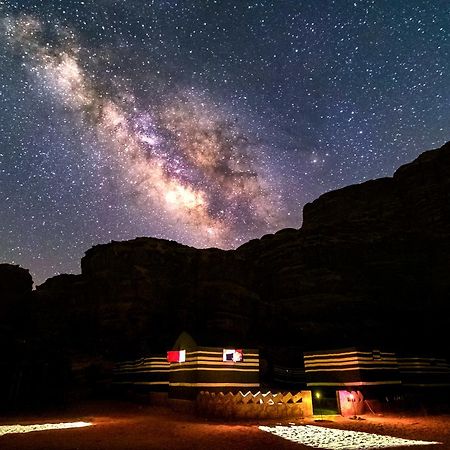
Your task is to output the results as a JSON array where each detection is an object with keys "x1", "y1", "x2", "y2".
[{"x1": 0, "y1": 1, "x2": 448, "y2": 284}]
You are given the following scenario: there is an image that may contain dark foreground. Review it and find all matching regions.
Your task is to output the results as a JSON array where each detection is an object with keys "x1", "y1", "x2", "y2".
[{"x1": 1, "y1": 401, "x2": 450, "y2": 450}]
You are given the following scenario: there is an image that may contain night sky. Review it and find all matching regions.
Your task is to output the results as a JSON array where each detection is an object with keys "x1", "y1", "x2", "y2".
[{"x1": 0, "y1": 1, "x2": 449, "y2": 285}]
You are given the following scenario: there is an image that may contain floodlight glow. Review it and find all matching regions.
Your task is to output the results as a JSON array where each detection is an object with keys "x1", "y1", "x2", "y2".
[
  {"x1": 0, "y1": 421, "x2": 92, "y2": 437},
  {"x1": 259, "y1": 425, "x2": 441, "y2": 449}
]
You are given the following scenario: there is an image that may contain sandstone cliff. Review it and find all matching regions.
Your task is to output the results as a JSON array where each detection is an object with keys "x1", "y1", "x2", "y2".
[
  {"x1": 0, "y1": 140, "x2": 450, "y2": 372},
  {"x1": 4, "y1": 142, "x2": 449, "y2": 372},
  {"x1": 0, "y1": 263, "x2": 32, "y2": 338},
  {"x1": 238, "y1": 141, "x2": 450, "y2": 357}
]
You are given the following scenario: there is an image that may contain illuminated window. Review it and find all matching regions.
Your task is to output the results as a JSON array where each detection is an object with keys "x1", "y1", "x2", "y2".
[
  {"x1": 167, "y1": 350, "x2": 186, "y2": 363},
  {"x1": 223, "y1": 349, "x2": 243, "y2": 362}
]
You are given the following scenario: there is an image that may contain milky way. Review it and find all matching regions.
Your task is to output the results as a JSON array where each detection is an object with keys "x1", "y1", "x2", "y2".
[
  {"x1": 0, "y1": 1, "x2": 448, "y2": 284},
  {"x1": 4, "y1": 14, "x2": 281, "y2": 247}
]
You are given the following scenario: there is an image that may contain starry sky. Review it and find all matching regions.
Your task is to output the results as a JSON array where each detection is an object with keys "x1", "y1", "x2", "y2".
[{"x1": 0, "y1": 0, "x2": 449, "y2": 286}]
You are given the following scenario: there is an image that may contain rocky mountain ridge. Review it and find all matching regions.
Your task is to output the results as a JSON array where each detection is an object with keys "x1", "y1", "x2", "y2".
[{"x1": 2, "y1": 141, "x2": 449, "y2": 370}]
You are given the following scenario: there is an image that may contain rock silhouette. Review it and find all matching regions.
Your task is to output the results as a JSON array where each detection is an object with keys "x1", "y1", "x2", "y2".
[{"x1": 1, "y1": 141, "x2": 449, "y2": 404}]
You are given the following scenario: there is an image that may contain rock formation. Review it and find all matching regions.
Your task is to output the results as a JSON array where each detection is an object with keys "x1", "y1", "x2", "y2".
[
  {"x1": 29, "y1": 141, "x2": 450, "y2": 368},
  {"x1": 0, "y1": 263, "x2": 32, "y2": 340}
]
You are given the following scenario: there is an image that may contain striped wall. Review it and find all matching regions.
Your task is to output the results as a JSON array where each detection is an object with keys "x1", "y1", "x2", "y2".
[
  {"x1": 273, "y1": 365, "x2": 306, "y2": 387},
  {"x1": 113, "y1": 356, "x2": 169, "y2": 392},
  {"x1": 113, "y1": 348, "x2": 260, "y2": 399},
  {"x1": 304, "y1": 348, "x2": 401, "y2": 387},
  {"x1": 398, "y1": 356, "x2": 450, "y2": 387},
  {"x1": 169, "y1": 347, "x2": 260, "y2": 399}
]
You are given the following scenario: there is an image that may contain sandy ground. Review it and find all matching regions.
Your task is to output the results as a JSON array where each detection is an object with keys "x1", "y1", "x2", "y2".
[{"x1": 1, "y1": 401, "x2": 450, "y2": 450}]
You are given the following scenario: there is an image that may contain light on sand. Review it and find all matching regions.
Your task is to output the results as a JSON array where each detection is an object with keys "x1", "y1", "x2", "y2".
[
  {"x1": 259, "y1": 425, "x2": 441, "y2": 449},
  {"x1": 0, "y1": 421, "x2": 92, "y2": 437}
]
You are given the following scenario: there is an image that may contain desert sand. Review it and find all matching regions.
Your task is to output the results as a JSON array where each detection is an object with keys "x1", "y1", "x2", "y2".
[{"x1": 1, "y1": 401, "x2": 449, "y2": 450}]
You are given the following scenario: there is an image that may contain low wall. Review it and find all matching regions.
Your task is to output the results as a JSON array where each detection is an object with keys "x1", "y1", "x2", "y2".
[{"x1": 197, "y1": 390, "x2": 313, "y2": 419}]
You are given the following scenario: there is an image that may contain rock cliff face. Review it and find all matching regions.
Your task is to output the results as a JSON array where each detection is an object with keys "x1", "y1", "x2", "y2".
[
  {"x1": 35, "y1": 239, "x2": 258, "y2": 359},
  {"x1": 238, "y1": 142, "x2": 450, "y2": 357},
  {"x1": 0, "y1": 263, "x2": 33, "y2": 301},
  {"x1": 31, "y1": 141, "x2": 450, "y2": 364},
  {"x1": 0, "y1": 264, "x2": 36, "y2": 410},
  {"x1": 0, "y1": 264, "x2": 32, "y2": 336}
]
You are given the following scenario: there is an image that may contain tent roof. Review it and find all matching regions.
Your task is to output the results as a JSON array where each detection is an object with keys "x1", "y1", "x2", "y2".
[{"x1": 172, "y1": 331, "x2": 197, "y2": 350}]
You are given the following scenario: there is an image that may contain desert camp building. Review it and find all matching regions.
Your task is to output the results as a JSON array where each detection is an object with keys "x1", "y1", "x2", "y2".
[
  {"x1": 304, "y1": 348, "x2": 401, "y2": 389},
  {"x1": 303, "y1": 347, "x2": 450, "y2": 416},
  {"x1": 113, "y1": 332, "x2": 259, "y2": 401},
  {"x1": 303, "y1": 347, "x2": 450, "y2": 391},
  {"x1": 113, "y1": 337, "x2": 450, "y2": 416}
]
